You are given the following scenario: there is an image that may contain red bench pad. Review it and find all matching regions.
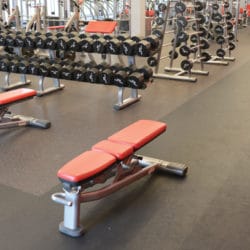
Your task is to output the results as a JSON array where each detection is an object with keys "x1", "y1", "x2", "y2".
[
  {"x1": 108, "y1": 120, "x2": 167, "y2": 150},
  {"x1": 47, "y1": 25, "x2": 65, "y2": 30},
  {"x1": 57, "y1": 150, "x2": 116, "y2": 183},
  {"x1": 85, "y1": 21, "x2": 117, "y2": 33},
  {"x1": 0, "y1": 88, "x2": 37, "y2": 105},
  {"x1": 92, "y1": 140, "x2": 134, "y2": 160}
]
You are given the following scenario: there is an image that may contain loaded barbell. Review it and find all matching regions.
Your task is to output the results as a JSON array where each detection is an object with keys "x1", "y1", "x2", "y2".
[
  {"x1": 179, "y1": 38, "x2": 210, "y2": 57},
  {"x1": 180, "y1": 52, "x2": 211, "y2": 71},
  {"x1": 216, "y1": 43, "x2": 236, "y2": 57}
]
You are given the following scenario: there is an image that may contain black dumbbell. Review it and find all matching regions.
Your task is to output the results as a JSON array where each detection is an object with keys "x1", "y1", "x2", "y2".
[
  {"x1": 18, "y1": 60, "x2": 29, "y2": 74},
  {"x1": 0, "y1": 58, "x2": 11, "y2": 72},
  {"x1": 99, "y1": 68, "x2": 114, "y2": 85},
  {"x1": 67, "y1": 36, "x2": 82, "y2": 51},
  {"x1": 216, "y1": 42, "x2": 236, "y2": 57},
  {"x1": 5, "y1": 33, "x2": 16, "y2": 47},
  {"x1": 147, "y1": 50, "x2": 178, "y2": 67},
  {"x1": 113, "y1": 65, "x2": 137, "y2": 87},
  {"x1": 50, "y1": 63, "x2": 62, "y2": 78},
  {"x1": 122, "y1": 39, "x2": 138, "y2": 56},
  {"x1": 0, "y1": 32, "x2": 7, "y2": 46},
  {"x1": 60, "y1": 64, "x2": 74, "y2": 80},
  {"x1": 211, "y1": 11, "x2": 233, "y2": 22},
  {"x1": 28, "y1": 60, "x2": 40, "y2": 75},
  {"x1": 24, "y1": 34, "x2": 36, "y2": 49},
  {"x1": 179, "y1": 39, "x2": 210, "y2": 57},
  {"x1": 39, "y1": 62, "x2": 51, "y2": 77},
  {"x1": 93, "y1": 38, "x2": 107, "y2": 54},
  {"x1": 216, "y1": 33, "x2": 235, "y2": 45},
  {"x1": 57, "y1": 36, "x2": 70, "y2": 50},
  {"x1": 72, "y1": 65, "x2": 86, "y2": 81},
  {"x1": 45, "y1": 36, "x2": 58, "y2": 50},
  {"x1": 80, "y1": 37, "x2": 94, "y2": 52},
  {"x1": 127, "y1": 66, "x2": 153, "y2": 89},
  {"x1": 8, "y1": 59, "x2": 20, "y2": 73},
  {"x1": 106, "y1": 38, "x2": 122, "y2": 54},
  {"x1": 34, "y1": 35, "x2": 46, "y2": 49},
  {"x1": 180, "y1": 52, "x2": 211, "y2": 71}
]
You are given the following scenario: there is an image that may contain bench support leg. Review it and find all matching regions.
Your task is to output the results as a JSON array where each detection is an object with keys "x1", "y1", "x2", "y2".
[
  {"x1": 52, "y1": 188, "x2": 84, "y2": 237},
  {"x1": 136, "y1": 155, "x2": 188, "y2": 177},
  {"x1": 1, "y1": 113, "x2": 51, "y2": 129}
]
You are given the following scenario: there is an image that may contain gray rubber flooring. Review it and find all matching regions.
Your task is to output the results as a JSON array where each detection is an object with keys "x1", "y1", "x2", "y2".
[{"x1": 0, "y1": 27, "x2": 250, "y2": 249}]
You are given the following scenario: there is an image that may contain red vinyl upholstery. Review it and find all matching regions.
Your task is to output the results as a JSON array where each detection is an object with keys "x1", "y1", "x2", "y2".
[
  {"x1": 85, "y1": 21, "x2": 117, "y2": 33},
  {"x1": 58, "y1": 151, "x2": 116, "y2": 183},
  {"x1": 92, "y1": 140, "x2": 134, "y2": 160},
  {"x1": 0, "y1": 88, "x2": 37, "y2": 106},
  {"x1": 58, "y1": 120, "x2": 167, "y2": 183},
  {"x1": 108, "y1": 120, "x2": 167, "y2": 150}
]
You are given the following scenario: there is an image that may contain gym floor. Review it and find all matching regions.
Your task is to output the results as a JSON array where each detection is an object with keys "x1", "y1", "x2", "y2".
[{"x1": 1, "y1": 27, "x2": 250, "y2": 250}]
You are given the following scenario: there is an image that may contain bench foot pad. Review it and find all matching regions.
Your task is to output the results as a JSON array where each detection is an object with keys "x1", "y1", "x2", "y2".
[{"x1": 59, "y1": 222, "x2": 85, "y2": 237}]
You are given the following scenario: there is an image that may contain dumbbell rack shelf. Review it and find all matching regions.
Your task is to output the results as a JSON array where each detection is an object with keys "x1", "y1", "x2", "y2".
[
  {"x1": 1, "y1": 48, "x2": 31, "y2": 91},
  {"x1": 152, "y1": 0, "x2": 209, "y2": 83}
]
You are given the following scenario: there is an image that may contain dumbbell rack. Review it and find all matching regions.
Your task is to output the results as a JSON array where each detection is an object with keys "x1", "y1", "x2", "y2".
[
  {"x1": 153, "y1": 0, "x2": 209, "y2": 83},
  {"x1": 1, "y1": 47, "x2": 32, "y2": 91},
  {"x1": 0, "y1": 21, "x2": 152, "y2": 111},
  {"x1": 84, "y1": 21, "x2": 142, "y2": 110},
  {"x1": 200, "y1": 0, "x2": 235, "y2": 66}
]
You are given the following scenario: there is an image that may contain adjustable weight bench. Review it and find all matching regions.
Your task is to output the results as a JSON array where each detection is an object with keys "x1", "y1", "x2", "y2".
[
  {"x1": 0, "y1": 88, "x2": 51, "y2": 129},
  {"x1": 52, "y1": 120, "x2": 188, "y2": 237}
]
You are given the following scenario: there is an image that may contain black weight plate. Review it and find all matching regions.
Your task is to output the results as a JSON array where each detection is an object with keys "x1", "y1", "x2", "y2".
[
  {"x1": 226, "y1": 21, "x2": 233, "y2": 30},
  {"x1": 158, "y1": 3, "x2": 167, "y2": 12},
  {"x1": 224, "y1": 2, "x2": 230, "y2": 8},
  {"x1": 155, "y1": 17, "x2": 165, "y2": 25},
  {"x1": 152, "y1": 29, "x2": 163, "y2": 39},
  {"x1": 190, "y1": 44, "x2": 198, "y2": 53},
  {"x1": 175, "y1": 2, "x2": 186, "y2": 14},
  {"x1": 216, "y1": 48, "x2": 226, "y2": 57},
  {"x1": 216, "y1": 35, "x2": 225, "y2": 44},
  {"x1": 200, "y1": 52, "x2": 211, "y2": 61},
  {"x1": 196, "y1": 13, "x2": 206, "y2": 24},
  {"x1": 179, "y1": 45, "x2": 191, "y2": 57},
  {"x1": 214, "y1": 24, "x2": 224, "y2": 35},
  {"x1": 180, "y1": 59, "x2": 193, "y2": 71},
  {"x1": 229, "y1": 42, "x2": 236, "y2": 50},
  {"x1": 212, "y1": 3, "x2": 219, "y2": 10},
  {"x1": 198, "y1": 27, "x2": 207, "y2": 37},
  {"x1": 147, "y1": 57, "x2": 158, "y2": 67},
  {"x1": 200, "y1": 38, "x2": 210, "y2": 49},
  {"x1": 169, "y1": 50, "x2": 179, "y2": 59},
  {"x1": 192, "y1": 23, "x2": 198, "y2": 31},
  {"x1": 212, "y1": 12, "x2": 223, "y2": 22},
  {"x1": 171, "y1": 38, "x2": 181, "y2": 48},
  {"x1": 195, "y1": 1, "x2": 204, "y2": 11},
  {"x1": 225, "y1": 11, "x2": 233, "y2": 20},
  {"x1": 190, "y1": 34, "x2": 198, "y2": 43},
  {"x1": 177, "y1": 31, "x2": 189, "y2": 43},
  {"x1": 176, "y1": 16, "x2": 188, "y2": 28},
  {"x1": 228, "y1": 32, "x2": 235, "y2": 41}
]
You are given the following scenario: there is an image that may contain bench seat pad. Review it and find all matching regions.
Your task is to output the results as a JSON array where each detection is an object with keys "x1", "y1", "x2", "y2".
[
  {"x1": 108, "y1": 120, "x2": 167, "y2": 150},
  {"x1": 0, "y1": 88, "x2": 36, "y2": 105},
  {"x1": 57, "y1": 150, "x2": 117, "y2": 183},
  {"x1": 92, "y1": 140, "x2": 134, "y2": 160}
]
